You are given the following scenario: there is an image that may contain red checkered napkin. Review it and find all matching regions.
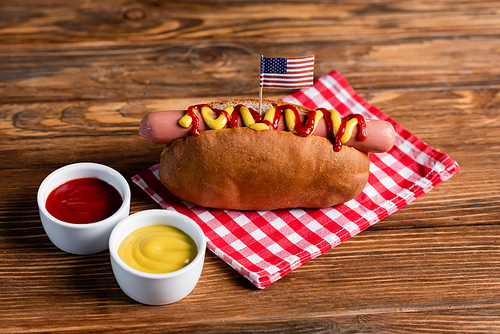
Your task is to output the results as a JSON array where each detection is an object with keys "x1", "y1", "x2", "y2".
[{"x1": 132, "y1": 71, "x2": 459, "y2": 289}]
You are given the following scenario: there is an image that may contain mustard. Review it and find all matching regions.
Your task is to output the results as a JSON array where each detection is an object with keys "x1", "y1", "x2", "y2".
[
  {"x1": 263, "y1": 107, "x2": 278, "y2": 124},
  {"x1": 178, "y1": 104, "x2": 360, "y2": 145},
  {"x1": 239, "y1": 106, "x2": 256, "y2": 127},
  {"x1": 178, "y1": 113, "x2": 194, "y2": 128},
  {"x1": 246, "y1": 107, "x2": 278, "y2": 131},
  {"x1": 284, "y1": 107, "x2": 323, "y2": 135},
  {"x1": 118, "y1": 225, "x2": 198, "y2": 274},
  {"x1": 329, "y1": 108, "x2": 342, "y2": 135},
  {"x1": 341, "y1": 118, "x2": 359, "y2": 144},
  {"x1": 201, "y1": 106, "x2": 234, "y2": 130}
]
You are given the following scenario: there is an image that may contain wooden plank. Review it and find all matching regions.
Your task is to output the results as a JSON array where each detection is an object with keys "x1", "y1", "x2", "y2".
[
  {"x1": 1, "y1": 38, "x2": 500, "y2": 103},
  {"x1": 2, "y1": 221, "x2": 500, "y2": 331},
  {"x1": 0, "y1": 1, "x2": 500, "y2": 103},
  {"x1": 1, "y1": 86, "x2": 499, "y2": 331},
  {"x1": 1, "y1": 1, "x2": 500, "y2": 44},
  {"x1": 2, "y1": 0, "x2": 500, "y2": 332}
]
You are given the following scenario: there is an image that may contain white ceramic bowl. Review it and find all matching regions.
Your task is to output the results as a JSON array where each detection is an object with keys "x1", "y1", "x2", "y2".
[
  {"x1": 109, "y1": 209, "x2": 206, "y2": 305},
  {"x1": 37, "y1": 162, "x2": 131, "y2": 255}
]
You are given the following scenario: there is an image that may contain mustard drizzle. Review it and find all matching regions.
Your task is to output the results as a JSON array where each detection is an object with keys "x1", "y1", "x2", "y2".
[{"x1": 178, "y1": 104, "x2": 362, "y2": 146}]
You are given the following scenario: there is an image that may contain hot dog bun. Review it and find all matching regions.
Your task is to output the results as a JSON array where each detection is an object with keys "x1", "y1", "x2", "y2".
[{"x1": 159, "y1": 98, "x2": 370, "y2": 211}]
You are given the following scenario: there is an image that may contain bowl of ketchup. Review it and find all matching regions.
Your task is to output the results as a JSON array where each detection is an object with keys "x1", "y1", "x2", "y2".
[{"x1": 37, "y1": 162, "x2": 131, "y2": 255}]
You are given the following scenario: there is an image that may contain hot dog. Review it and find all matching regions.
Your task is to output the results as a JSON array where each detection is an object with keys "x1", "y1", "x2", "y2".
[
  {"x1": 140, "y1": 98, "x2": 396, "y2": 211},
  {"x1": 140, "y1": 106, "x2": 395, "y2": 153}
]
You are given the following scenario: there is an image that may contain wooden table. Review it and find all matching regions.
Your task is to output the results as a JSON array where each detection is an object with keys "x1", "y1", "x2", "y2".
[{"x1": 2, "y1": 1, "x2": 499, "y2": 332}]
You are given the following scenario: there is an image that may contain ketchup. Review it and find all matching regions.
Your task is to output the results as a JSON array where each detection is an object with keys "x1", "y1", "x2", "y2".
[
  {"x1": 46, "y1": 177, "x2": 123, "y2": 224},
  {"x1": 229, "y1": 105, "x2": 262, "y2": 128},
  {"x1": 186, "y1": 105, "x2": 202, "y2": 137},
  {"x1": 183, "y1": 104, "x2": 367, "y2": 152},
  {"x1": 321, "y1": 109, "x2": 367, "y2": 152},
  {"x1": 286, "y1": 105, "x2": 319, "y2": 137}
]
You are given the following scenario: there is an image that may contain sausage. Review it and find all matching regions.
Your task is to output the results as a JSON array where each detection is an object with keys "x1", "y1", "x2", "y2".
[{"x1": 139, "y1": 109, "x2": 395, "y2": 154}]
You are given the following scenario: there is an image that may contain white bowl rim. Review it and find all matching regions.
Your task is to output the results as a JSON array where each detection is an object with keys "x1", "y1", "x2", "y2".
[
  {"x1": 37, "y1": 162, "x2": 131, "y2": 229},
  {"x1": 109, "y1": 209, "x2": 207, "y2": 279}
]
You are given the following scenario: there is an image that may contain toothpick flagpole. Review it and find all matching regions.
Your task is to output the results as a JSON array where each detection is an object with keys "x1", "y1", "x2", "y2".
[
  {"x1": 258, "y1": 86, "x2": 263, "y2": 115},
  {"x1": 258, "y1": 55, "x2": 263, "y2": 115}
]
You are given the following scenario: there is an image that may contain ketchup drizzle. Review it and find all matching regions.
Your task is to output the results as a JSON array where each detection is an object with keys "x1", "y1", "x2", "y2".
[
  {"x1": 186, "y1": 105, "x2": 202, "y2": 137},
  {"x1": 230, "y1": 105, "x2": 263, "y2": 128},
  {"x1": 319, "y1": 108, "x2": 335, "y2": 142},
  {"x1": 184, "y1": 104, "x2": 367, "y2": 152},
  {"x1": 264, "y1": 106, "x2": 283, "y2": 130},
  {"x1": 348, "y1": 114, "x2": 368, "y2": 141},
  {"x1": 286, "y1": 105, "x2": 319, "y2": 137},
  {"x1": 320, "y1": 109, "x2": 367, "y2": 152}
]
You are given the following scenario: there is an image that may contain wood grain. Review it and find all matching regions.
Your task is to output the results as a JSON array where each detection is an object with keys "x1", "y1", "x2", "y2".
[{"x1": 2, "y1": 0, "x2": 500, "y2": 333}]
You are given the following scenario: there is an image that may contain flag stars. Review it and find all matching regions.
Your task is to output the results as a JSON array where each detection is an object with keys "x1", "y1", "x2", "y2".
[{"x1": 261, "y1": 57, "x2": 287, "y2": 74}]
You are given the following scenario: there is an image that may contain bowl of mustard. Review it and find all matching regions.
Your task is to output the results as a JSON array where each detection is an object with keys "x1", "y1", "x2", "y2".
[{"x1": 109, "y1": 209, "x2": 206, "y2": 305}]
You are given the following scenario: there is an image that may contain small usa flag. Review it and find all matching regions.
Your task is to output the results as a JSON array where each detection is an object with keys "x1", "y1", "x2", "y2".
[{"x1": 260, "y1": 55, "x2": 315, "y2": 89}]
